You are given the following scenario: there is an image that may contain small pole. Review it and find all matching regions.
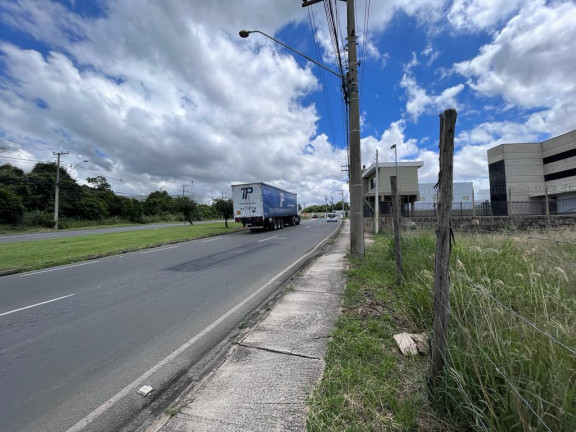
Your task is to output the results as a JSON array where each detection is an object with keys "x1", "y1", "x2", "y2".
[
  {"x1": 472, "y1": 188, "x2": 476, "y2": 218},
  {"x1": 545, "y1": 186, "x2": 550, "y2": 223},
  {"x1": 391, "y1": 175, "x2": 403, "y2": 282},
  {"x1": 430, "y1": 109, "x2": 457, "y2": 384},
  {"x1": 375, "y1": 149, "x2": 379, "y2": 234}
]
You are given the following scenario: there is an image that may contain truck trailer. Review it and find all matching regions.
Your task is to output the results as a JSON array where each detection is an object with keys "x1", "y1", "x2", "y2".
[{"x1": 232, "y1": 182, "x2": 300, "y2": 231}]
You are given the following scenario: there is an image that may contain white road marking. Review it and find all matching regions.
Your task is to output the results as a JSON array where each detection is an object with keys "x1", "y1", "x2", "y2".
[
  {"x1": 66, "y1": 227, "x2": 338, "y2": 432},
  {"x1": 0, "y1": 294, "x2": 75, "y2": 318},
  {"x1": 140, "y1": 246, "x2": 179, "y2": 254},
  {"x1": 258, "y1": 235, "x2": 279, "y2": 243},
  {"x1": 20, "y1": 261, "x2": 100, "y2": 277},
  {"x1": 305, "y1": 226, "x2": 312, "y2": 229},
  {"x1": 201, "y1": 237, "x2": 223, "y2": 243}
]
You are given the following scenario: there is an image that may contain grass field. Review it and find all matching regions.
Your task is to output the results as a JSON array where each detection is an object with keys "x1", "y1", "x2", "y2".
[
  {"x1": 0, "y1": 222, "x2": 242, "y2": 273},
  {"x1": 307, "y1": 227, "x2": 575, "y2": 431}
]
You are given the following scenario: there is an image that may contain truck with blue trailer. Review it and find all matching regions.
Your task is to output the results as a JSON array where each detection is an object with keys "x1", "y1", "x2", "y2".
[{"x1": 232, "y1": 182, "x2": 300, "y2": 231}]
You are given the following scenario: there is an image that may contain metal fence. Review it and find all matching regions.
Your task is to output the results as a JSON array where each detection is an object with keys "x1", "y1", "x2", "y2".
[{"x1": 364, "y1": 198, "x2": 576, "y2": 217}]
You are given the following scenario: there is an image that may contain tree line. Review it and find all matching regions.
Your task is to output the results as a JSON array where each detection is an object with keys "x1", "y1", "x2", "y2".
[
  {"x1": 302, "y1": 202, "x2": 349, "y2": 214},
  {"x1": 0, "y1": 162, "x2": 233, "y2": 228}
]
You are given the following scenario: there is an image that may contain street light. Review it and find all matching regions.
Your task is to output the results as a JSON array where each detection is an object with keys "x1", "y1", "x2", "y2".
[
  {"x1": 240, "y1": 21, "x2": 363, "y2": 257},
  {"x1": 390, "y1": 143, "x2": 398, "y2": 180},
  {"x1": 70, "y1": 159, "x2": 89, "y2": 172},
  {"x1": 239, "y1": 30, "x2": 343, "y2": 79}
]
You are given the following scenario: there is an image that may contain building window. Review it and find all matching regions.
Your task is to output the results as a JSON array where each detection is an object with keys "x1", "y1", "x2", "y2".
[
  {"x1": 543, "y1": 148, "x2": 576, "y2": 164},
  {"x1": 544, "y1": 168, "x2": 576, "y2": 182},
  {"x1": 462, "y1": 195, "x2": 470, "y2": 201}
]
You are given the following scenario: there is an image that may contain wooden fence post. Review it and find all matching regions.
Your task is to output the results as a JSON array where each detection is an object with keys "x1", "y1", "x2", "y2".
[
  {"x1": 391, "y1": 176, "x2": 403, "y2": 282},
  {"x1": 429, "y1": 109, "x2": 457, "y2": 383}
]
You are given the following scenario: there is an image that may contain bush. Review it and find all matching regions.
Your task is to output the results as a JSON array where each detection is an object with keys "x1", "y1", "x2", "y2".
[
  {"x1": 0, "y1": 186, "x2": 25, "y2": 225},
  {"x1": 22, "y1": 210, "x2": 54, "y2": 228}
]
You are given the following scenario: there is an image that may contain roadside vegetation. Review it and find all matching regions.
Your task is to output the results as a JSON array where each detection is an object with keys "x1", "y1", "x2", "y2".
[
  {"x1": 307, "y1": 228, "x2": 575, "y2": 431},
  {"x1": 0, "y1": 222, "x2": 242, "y2": 273},
  {"x1": 0, "y1": 162, "x2": 233, "y2": 231}
]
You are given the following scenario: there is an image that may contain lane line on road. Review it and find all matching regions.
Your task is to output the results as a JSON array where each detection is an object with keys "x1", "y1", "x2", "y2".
[
  {"x1": 140, "y1": 246, "x2": 179, "y2": 254},
  {"x1": 66, "y1": 225, "x2": 339, "y2": 432},
  {"x1": 19, "y1": 261, "x2": 100, "y2": 277},
  {"x1": 258, "y1": 235, "x2": 279, "y2": 243},
  {"x1": 0, "y1": 294, "x2": 76, "y2": 318},
  {"x1": 305, "y1": 226, "x2": 312, "y2": 229},
  {"x1": 201, "y1": 237, "x2": 223, "y2": 243}
]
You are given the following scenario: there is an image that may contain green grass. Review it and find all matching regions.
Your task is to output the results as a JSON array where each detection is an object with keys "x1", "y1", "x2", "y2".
[
  {"x1": 0, "y1": 222, "x2": 242, "y2": 273},
  {"x1": 307, "y1": 236, "x2": 453, "y2": 432},
  {"x1": 307, "y1": 228, "x2": 576, "y2": 432}
]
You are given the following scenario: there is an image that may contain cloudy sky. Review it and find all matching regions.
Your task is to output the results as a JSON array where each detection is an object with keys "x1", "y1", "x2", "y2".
[{"x1": 1, "y1": 0, "x2": 575, "y2": 205}]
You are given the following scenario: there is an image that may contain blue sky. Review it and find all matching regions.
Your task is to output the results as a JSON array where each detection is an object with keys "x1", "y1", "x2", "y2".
[{"x1": 1, "y1": 0, "x2": 575, "y2": 205}]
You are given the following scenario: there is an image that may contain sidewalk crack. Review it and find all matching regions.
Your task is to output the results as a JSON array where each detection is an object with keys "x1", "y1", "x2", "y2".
[{"x1": 237, "y1": 343, "x2": 322, "y2": 360}]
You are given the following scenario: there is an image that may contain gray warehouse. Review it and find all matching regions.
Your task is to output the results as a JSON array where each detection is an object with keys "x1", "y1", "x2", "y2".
[{"x1": 487, "y1": 129, "x2": 576, "y2": 215}]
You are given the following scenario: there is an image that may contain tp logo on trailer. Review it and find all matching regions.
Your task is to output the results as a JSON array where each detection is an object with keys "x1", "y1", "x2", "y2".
[
  {"x1": 241, "y1": 187, "x2": 253, "y2": 199},
  {"x1": 279, "y1": 193, "x2": 285, "y2": 208}
]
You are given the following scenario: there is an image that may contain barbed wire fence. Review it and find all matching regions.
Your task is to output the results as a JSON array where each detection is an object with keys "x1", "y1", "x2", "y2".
[{"x1": 370, "y1": 109, "x2": 575, "y2": 431}]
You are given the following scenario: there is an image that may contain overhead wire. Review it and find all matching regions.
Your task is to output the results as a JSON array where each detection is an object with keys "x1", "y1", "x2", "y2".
[{"x1": 307, "y1": 7, "x2": 338, "y2": 150}]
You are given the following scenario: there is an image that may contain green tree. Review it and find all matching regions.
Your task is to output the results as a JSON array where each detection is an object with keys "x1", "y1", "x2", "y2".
[
  {"x1": 143, "y1": 190, "x2": 174, "y2": 216},
  {"x1": 75, "y1": 195, "x2": 109, "y2": 220},
  {"x1": 174, "y1": 196, "x2": 197, "y2": 225},
  {"x1": 125, "y1": 197, "x2": 144, "y2": 222},
  {"x1": 86, "y1": 176, "x2": 112, "y2": 191},
  {"x1": 0, "y1": 185, "x2": 24, "y2": 225},
  {"x1": 213, "y1": 197, "x2": 233, "y2": 228},
  {"x1": 23, "y1": 162, "x2": 83, "y2": 218},
  {"x1": 0, "y1": 163, "x2": 29, "y2": 198}
]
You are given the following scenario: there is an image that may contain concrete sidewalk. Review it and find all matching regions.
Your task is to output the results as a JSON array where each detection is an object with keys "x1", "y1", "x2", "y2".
[{"x1": 151, "y1": 221, "x2": 349, "y2": 432}]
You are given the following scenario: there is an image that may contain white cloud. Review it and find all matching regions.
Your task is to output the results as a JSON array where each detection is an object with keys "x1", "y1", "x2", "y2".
[
  {"x1": 400, "y1": 72, "x2": 464, "y2": 121},
  {"x1": 448, "y1": 0, "x2": 531, "y2": 32},
  {"x1": 454, "y1": 0, "x2": 576, "y2": 135},
  {"x1": 0, "y1": 0, "x2": 351, "y2": 206},
  {"x1": 361, "y1": 120, "x2": 419, "y2": 168}
]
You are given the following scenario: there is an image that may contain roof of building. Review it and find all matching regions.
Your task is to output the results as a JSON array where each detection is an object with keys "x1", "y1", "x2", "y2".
[{"x1": 362, "y1": 161, "x2": 424, "y2": 179}]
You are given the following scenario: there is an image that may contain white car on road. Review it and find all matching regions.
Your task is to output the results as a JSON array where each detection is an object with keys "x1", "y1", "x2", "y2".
[{"x1": 326, "y1": 213, "x2": 338, "y2": 222}]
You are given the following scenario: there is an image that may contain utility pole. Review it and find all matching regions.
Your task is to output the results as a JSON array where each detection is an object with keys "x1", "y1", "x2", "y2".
[
  {"x1": 53, "y1": 151, "x2": 69, "y2": 229},
  {"x1": 303, "y1": 0, "x2": 363, "y2": 257},
  {"x1": 346, "y1": 0, "x2": 364, "y2": 256}
]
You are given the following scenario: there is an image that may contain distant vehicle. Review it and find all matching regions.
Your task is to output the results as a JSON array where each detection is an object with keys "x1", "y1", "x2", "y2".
[
  {"x1": 326, "y1": 212, "x2": 338, "y2": 222},
  {"x1": 312, "y1": 214, "x2": 318, "y2": 219},
  {"x1": 232, "y1": 182, "x2": 300, "y2": 231}
]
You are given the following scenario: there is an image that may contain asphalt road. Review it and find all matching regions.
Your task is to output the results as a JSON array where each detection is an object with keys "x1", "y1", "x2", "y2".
[
  {"x1": 0, "y1": 220, "x2": 221, "y2": 244},
  {"x1": 0, "y1": 218, "x2": 340, "y2": 432}
]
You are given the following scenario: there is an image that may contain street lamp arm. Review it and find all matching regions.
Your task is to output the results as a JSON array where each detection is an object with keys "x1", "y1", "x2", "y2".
[{"x1": 239, "y1": 30, "x2": 343, "y2": 79}]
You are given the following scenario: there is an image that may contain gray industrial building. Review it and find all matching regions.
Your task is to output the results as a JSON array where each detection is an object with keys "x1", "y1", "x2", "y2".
[
  {"x1": 487, "y1": 129, "x2": 576, "y2": 215},
  {"x1": 362, "y1": 161, "x2": 423, "y2": 216}
]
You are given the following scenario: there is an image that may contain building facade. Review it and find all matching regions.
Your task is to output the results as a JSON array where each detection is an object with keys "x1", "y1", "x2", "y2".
[
  {"x1": 487, "y1": 129, "x2": 576, "y2": 215},
  {"x1": 362, "y1": 161, "x2": 423, "y2": 216}
]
